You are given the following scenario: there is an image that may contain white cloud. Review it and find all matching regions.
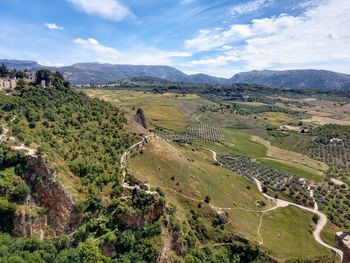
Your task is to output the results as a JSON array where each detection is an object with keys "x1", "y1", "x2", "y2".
[
  {"x1": 183, "y1": 0, "x2": 350, "y2": 76},
  {"x1": 74, "y1": 38, "x2": 121, "y2": 59},
  {"x1": 296, "y1": 0, "x2": 326, "y2": 9},
  {"x1": 43, "y1": 23, "x2": 63, "y2": 30},
  {"x1": 190, "y1": 51, "x2": 238, "y2": 66},
  {"x1": 230, "y1": 0, "x2": 273, "y2": 17},
  {"x1": 73, "y1": 37, "x2": 191, "y2": 65},
  {"x1": 67, "y1": 0, "x2": 133, "y2": 21}
]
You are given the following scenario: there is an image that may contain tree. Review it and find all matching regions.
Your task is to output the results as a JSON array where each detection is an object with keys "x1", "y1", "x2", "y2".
[
  {"x1": 262, "y1": 186, "x2": 268, "y2": 193},
  {"x1": 77, "y1": 238, "x2": 105, "y2": 263},
  {"x1": 204, "y1": 195, "x2": 211, "y2": 203},
  {"x1": 35, "y1": 69, "x2": 52, "y2": 85},
  {"x1": 0, "y1": 63, "x2": 9, "y2": 77},
  {"x1": 11, "y1": 182, "x2": 31, "y2": 203}
]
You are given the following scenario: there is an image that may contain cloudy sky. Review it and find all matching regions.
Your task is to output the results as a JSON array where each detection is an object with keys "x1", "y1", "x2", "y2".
[{"x1": 0, "y1": 0, "x2": 349, "y2": 77}]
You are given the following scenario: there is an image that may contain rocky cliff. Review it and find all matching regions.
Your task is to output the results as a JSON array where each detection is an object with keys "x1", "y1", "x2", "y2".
[
  {"x1": 134, "y1": 108, "x2": 148, "y2": 129},
  {"x1": 18, "y1": 156, "x2": 81, "y2": 235}
]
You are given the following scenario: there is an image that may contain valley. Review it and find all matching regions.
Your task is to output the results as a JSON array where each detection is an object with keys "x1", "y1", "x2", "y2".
[
  {"x1": 85, "y1": 86, "x2": 350, "y2": 262},
  {"x1": 0, "y1": 67, "x2": 349, "y2": 262}
]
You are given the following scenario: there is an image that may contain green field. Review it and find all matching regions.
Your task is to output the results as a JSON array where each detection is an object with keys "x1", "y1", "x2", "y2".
[
  {"x1": 257, "y1": 112, "x2": 296, "y2": 126},
  {"x1": 85, "y1": 89, "x2": 189, "y2": 132},
  {"x1": 256, "y1": 157, "x2": 324, "y2": 182},
  {"x1": 195, "y1": 127, "x2": 267, "y2": 158},
  {"x1": 260, "y1": 206, "x2": 332, "y2": 260}
]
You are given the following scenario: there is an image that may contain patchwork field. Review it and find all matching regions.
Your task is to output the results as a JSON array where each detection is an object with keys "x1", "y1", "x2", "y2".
[{"x1": 302, "y1": 115, "x2": 350, "y2": 126}]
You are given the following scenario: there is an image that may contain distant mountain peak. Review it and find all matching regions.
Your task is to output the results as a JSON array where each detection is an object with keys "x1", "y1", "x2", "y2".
[
  {"x1": 231, "y1": 69, "x2": 350, "y2": 90},
  {"x1": 1, "y1": 59, "x2": 350, "y2": 89}
]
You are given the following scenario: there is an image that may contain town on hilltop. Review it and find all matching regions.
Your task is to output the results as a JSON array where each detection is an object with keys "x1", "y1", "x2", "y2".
[{"x1": 0, "y1": 64, "x2": 55, "y2": 92}]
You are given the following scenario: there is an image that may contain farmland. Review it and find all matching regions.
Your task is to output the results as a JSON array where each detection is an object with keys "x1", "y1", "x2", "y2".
[{"x1": 84, "y1": 88, "x2": 349, "y2": 262}]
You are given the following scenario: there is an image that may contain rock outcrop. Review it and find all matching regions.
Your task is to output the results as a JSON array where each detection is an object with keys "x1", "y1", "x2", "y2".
[
  {"x1": 13, "y1": 210, "x2": 48, "y2": 239},
  {"x1": 117, "y1": 194, "x2": 165, "y2": 228},
  {"x1": 20, "y1": 156, "x2": 81, "y2": 235},
  {"x1": 134, "y1": 108, "x2": 148, "y2": 129}
]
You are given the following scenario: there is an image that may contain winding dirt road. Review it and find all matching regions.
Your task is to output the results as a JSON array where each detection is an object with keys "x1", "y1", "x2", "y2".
[
  {"x1": 119, "y1": 134, "x2": 343, "y2": 261},
  {"x1": 209, "y1": 147, "x2": 343, "y2": 260},
  {"x1": 253, "y1": 178, "x2": 343, "y2": 260}
]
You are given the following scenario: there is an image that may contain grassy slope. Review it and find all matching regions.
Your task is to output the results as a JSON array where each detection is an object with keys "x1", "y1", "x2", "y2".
[
  {"x1": 195, "y1": 128, "x2": 267, "y2": 158},
  {"x1": 257, "y1": 112, "x2": 295, "y2": 126},
  {"x1": 127, "y1": 139, "x2": 331, "y2": 261},
  {"x1": 260, "y1": 206, "x2": 332, "y2": 260},
  {"x1": 85, "y1": 89, "x2": 188, "y2": 132},
  {"x1": 251, "y1": 135, "x2": 327, "y2": 177}
]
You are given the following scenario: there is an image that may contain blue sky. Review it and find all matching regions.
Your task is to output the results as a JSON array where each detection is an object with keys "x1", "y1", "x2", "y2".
[{"x1": 0, "y1": 0, "x2": 349, "y2": 77}]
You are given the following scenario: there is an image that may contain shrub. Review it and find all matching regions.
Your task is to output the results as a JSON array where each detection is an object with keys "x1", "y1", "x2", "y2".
[{"x1": 11, "y1": 182, "x2": 31, "y2": 203}]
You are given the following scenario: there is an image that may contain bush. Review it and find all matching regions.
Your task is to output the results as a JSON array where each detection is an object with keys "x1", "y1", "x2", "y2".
[{"x1": 11, "y1": 182, "x2": 31, "y2": 203}]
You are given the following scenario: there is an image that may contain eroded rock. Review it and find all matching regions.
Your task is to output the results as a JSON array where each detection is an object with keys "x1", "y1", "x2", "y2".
[{"x1": 20, "y1": 156, "x2": 81, "y2": 235}]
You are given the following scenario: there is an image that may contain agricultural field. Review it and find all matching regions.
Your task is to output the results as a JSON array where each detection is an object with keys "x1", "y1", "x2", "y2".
[
  {"x1": 162, "y1": 125, "x2": 224, "y2": 143},
  {"x1": 85, "y1": 88, "x2": 348, "y2": 262}
]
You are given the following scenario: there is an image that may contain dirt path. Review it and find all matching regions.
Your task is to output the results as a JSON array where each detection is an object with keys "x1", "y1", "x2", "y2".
[
  {"x1": 0, "y1": 124, "x2": 9, "y2": 142},
  {"x1": 120, "y1": 134, "x2": 158, "y2": 195},
  {"x1": 1, "y1": 117, "x2": 37, "y2": 157},
  {"x1": 207, "y1": 148, "x2": 342, "y2": 260},
  {"x1": 254, "y1": 178, "x2": 343, "y2": 260},
  {"x1": 202, "y1": 148, "x2": 217, "y2": 162},
  {"x1": 194, "y1": 114, "x2": 202, "y2": 124}
]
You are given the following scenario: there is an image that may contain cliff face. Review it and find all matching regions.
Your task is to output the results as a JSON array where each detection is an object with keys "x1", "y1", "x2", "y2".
[
  {"x1": 17, "y1": 156, "x2": 81, "y2": 235},
  {"x1": 13, "y1": 210, "x2": 48, "y2": 239}
]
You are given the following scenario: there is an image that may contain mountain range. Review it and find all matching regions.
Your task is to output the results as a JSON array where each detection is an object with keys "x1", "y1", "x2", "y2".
[{"x1": 1, "y1": 59, "x2": 350, "y2": 90}]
